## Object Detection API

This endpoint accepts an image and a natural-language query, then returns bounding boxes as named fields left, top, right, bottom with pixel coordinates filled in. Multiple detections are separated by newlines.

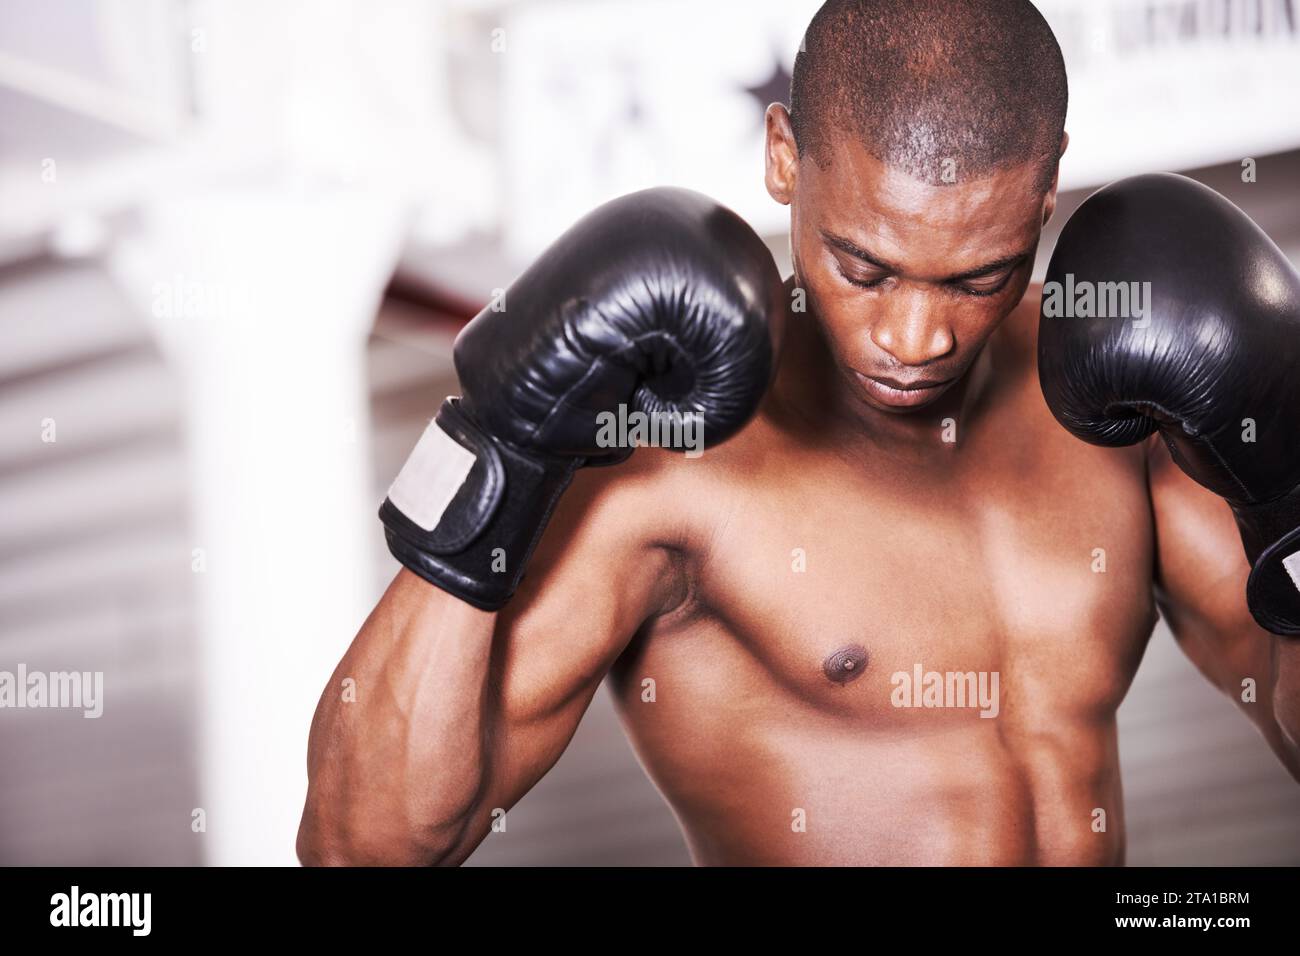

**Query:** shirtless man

left=296, top=0, right=1300, bottom=866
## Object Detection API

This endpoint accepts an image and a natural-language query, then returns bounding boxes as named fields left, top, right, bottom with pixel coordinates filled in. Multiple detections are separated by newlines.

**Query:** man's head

left=766, top=0, right=1068, bottom=414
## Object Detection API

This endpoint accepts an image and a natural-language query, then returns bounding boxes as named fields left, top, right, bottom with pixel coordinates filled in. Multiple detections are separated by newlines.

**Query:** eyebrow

left=821, top=230, right=1033, bottom=283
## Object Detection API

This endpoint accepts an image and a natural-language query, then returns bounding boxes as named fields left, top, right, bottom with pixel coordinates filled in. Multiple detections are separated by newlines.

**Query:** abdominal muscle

left=611, top=667, right=1127, bottom=867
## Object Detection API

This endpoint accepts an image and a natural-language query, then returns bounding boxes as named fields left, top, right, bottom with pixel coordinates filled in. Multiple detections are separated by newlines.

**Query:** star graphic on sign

left=742, top=58, right=792, bottom=114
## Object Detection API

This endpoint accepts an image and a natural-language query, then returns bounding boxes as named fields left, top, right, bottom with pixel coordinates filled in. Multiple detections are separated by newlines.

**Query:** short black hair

left=790, top=0, right=1068, bottom=192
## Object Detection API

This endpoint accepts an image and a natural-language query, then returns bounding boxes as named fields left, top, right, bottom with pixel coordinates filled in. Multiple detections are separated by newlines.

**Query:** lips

left=853, top=370, right=954, bottom=408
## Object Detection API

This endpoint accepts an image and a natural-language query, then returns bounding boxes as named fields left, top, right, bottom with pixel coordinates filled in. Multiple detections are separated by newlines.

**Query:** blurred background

left=1, top=0, right=1299, bottom=866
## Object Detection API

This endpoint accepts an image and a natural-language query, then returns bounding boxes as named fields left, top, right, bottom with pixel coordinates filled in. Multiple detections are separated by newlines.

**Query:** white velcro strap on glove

left=385, top=418, right=477, bottom=532
left=1282, top=550, right=1300, bottom=595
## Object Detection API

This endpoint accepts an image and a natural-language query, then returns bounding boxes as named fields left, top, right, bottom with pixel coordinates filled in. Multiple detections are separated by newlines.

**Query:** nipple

left=823, top=644, right=869, bottom=685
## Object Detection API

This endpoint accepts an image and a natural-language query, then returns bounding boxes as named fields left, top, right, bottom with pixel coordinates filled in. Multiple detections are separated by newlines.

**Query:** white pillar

left=110, top=185, right=407, bottom=864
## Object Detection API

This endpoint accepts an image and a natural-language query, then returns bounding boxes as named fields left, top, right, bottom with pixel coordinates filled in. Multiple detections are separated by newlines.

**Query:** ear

left=1041, top=131, right=1070, bottom=226
left=765, top=104, right=799, bottom=206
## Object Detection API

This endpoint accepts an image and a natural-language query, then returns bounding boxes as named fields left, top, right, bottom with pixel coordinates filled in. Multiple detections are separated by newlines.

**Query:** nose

left=869, top=290, right=956, bottom=367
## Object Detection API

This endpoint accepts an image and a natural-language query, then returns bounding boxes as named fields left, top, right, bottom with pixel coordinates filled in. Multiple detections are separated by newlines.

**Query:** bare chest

left=669, top=426, right=1158, bottom=727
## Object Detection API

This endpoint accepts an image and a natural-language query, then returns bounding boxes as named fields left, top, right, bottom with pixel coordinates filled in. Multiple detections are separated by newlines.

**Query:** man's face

left=766, top=108, right=1058, bottom=414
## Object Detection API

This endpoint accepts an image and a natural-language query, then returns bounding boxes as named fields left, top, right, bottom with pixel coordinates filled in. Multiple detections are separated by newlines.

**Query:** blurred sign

left=1038, top=0, right=1300, bottom=189
left=499, top=0, right=816, bottom=255
left=500, top=0, right=1300, bottom=253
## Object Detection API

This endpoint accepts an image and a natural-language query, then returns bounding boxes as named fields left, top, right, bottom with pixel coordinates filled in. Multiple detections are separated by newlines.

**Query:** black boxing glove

left=380, top=187, right=784, bottom=610
left=1038, top=172, right=1300, bottom=636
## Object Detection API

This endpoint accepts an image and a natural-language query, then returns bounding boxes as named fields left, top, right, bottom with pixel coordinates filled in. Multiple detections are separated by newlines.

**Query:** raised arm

left=1037, top=173, right=1300, bottom=776
left=296, top=187, right=784, bottom=864
left=296, top=458, right=687, bottom=865
left=1147, top=435, right=1300, bottom=779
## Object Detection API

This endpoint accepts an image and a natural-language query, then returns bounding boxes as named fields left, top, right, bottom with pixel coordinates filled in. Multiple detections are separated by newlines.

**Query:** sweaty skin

left=298, top=115, right=1300, bottom=869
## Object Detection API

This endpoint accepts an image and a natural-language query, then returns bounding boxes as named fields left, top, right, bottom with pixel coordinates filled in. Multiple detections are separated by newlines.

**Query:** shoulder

left=571, top=412, right=772, bottom=545
left=523, top=416, right=765, bottom=608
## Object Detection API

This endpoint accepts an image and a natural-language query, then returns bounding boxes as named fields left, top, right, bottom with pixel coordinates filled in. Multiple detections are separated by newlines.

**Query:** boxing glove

left=1038, top=172, right=1300, bottom=635
left=380, top=187, right=784, bottom=610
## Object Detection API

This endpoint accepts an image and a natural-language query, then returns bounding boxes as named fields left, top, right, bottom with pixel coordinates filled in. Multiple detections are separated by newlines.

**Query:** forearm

left=298, top=570, right=497, bottom=865
left=1234, top=629, right=1300, bottom=780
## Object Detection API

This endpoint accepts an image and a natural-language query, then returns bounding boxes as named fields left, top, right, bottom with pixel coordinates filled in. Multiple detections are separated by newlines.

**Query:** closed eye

left=842, top=272, right=889, bottom=289
left=835, top=260, right=890, bottom=289
left=954, top=272, right=1014, bottom=297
